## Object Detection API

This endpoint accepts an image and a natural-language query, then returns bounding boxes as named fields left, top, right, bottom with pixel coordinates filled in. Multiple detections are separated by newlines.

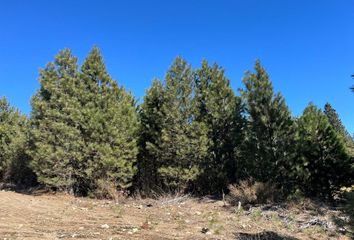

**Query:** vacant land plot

left=0, top=190, right=350, bottom=240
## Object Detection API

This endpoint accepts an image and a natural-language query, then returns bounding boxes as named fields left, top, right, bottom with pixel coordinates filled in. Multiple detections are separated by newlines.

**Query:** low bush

left=89, top=179, right=126, bottom=201
left=228, top=179, right=280, bottom=205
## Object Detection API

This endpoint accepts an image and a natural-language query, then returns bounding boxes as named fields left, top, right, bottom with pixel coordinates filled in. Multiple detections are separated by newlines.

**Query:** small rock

left=201, top=227, right=209, bottom=234
left=141, top=221, right=150, bottom=230
left=215, top=201, right=225, bottom=207
left=101, top=224, right=110, bottom=229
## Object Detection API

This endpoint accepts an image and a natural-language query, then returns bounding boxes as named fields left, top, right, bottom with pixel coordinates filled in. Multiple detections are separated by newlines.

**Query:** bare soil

left=0, top=190, right=350, bottom=239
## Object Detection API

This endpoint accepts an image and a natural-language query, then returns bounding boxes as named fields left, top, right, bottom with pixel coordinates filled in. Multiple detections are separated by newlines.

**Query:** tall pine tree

left=324, top=103, right=354, bottom=155
left=297, top=103, right=353, bottom=198
left=154, top=57, right=210, bottom=192
left=79, top=47, right=138, bottom=194
left=241, top=60, right=296, bottom=187
left=0, top=97, right=33, bottom=185
left=29, top=49, right=84, bottom=192
left=136, top=80, right=166, bottom=194
left=194, top=60, right=245, bottom=193
left=30, top=47, right=138, bottom=195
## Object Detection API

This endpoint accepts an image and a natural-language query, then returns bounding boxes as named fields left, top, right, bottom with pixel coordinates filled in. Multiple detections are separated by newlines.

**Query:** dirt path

left=0, top=191, right=349, bottom=240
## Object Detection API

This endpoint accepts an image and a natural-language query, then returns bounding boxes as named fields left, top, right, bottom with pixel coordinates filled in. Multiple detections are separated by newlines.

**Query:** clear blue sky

left=1, top=1, right=353, bottom=133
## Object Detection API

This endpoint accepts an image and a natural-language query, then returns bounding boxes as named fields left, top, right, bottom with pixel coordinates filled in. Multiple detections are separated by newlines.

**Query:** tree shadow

left=234, top=231, right=299, bottom=240
left=0, top=182, right=50, bottom=196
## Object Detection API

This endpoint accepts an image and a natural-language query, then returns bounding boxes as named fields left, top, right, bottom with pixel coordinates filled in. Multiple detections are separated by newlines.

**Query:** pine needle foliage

left=241, top=60, right=296, bottom=187
left=0, top=97, right=33, bottom=185
left=296, top=103, right=353, bottom=198
left=324, top=102, right=354, bottom=155
left=29, top=48, right=138, bottom=195
left=194, top=60, right=245, bottom=193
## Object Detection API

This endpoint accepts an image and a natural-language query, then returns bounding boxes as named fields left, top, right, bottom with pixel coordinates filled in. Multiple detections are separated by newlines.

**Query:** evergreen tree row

left=0, top=47, right=353, bottom=200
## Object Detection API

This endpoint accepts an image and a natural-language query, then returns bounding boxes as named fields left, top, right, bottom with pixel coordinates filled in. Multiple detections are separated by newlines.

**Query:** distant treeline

left=0, top=47, right=353, bottom=200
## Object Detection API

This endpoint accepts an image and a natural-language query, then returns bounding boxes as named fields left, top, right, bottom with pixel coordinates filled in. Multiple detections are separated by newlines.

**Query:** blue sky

left=1, top=1, right=353, bottom=133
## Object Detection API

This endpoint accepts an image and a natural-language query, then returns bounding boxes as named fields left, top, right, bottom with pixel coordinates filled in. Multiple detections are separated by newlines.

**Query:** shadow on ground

left=0, top=182, right=49, bottom=196
left=235, top=231, right=298, bottom=240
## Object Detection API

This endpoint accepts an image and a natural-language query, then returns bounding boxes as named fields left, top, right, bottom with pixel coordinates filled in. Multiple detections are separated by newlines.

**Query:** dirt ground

left=0, top=190, right=351, bottom=240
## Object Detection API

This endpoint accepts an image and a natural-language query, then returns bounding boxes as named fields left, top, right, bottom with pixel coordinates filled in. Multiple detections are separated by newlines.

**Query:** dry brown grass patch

left=228, top=179, right=280, bottom=206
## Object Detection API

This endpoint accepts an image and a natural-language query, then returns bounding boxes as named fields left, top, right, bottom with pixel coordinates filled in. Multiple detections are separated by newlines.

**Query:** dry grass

left=0, top=190, right=351, bottom=239
left=228, top=179, right=280, bottom=205
left=89, top=179, right=128, bottom=202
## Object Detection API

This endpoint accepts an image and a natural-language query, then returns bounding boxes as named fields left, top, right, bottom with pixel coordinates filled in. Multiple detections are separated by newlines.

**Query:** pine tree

left=194, top=60, right=245, bottom=193
left=136, top=80, right=166, bottom=194
left=297, top=103, right=353, bottom=198
left=29, top=49, right=84, bottom=192
left=155, top=57, right=210, bottom=192
left=324, top=103, right=354, bottom=154
left=0, top=97, right=33, bottom=185
left=79, top=47, right=138, bottom=194
left=30, top=47, right=138, bottom=195
left=241, top=60, right=296, bottom=186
